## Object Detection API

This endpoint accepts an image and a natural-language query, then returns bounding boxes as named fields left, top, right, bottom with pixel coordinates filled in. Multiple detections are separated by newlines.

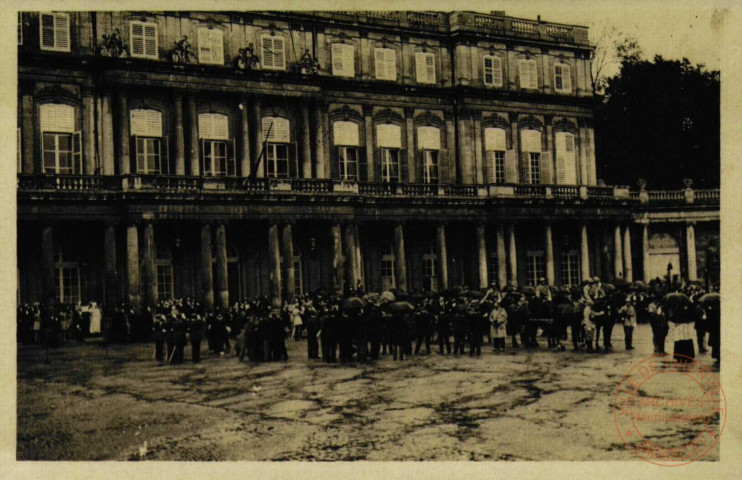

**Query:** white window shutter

left=375, top=48, right=396, bottom=81
left=376, top=124, right=402, bottom=149
left=561, top=64, right=572, bottom=91
left=198, top=28, right=211, bottom=63
left=374, top=49, right=385, bottom=79
left=529, top=60, right=538, bottom=88
left=210, top=29, right=224, bottom=64
left=426, top=53, right=436, bottom=83
left=262, top=37, right=273, bottom=68
left=555, top=132, right=566, bottom=184
left=492, top=56, right=503, bottom=86
left=54, top=13, right=69, bottom=51
left=199, top=113, right=229, bottom=140
left=521, top=129, right=542, bottom=153
left=484, top=128, right=507, bottom=151
left=73, top=131, right=82, bottom=174
left=144, top=25, right=157, bottom=58
left=41, top=14, right=55, bottom=48
left=416, top=52, right=435, bottom=84
left=417, top=126, right=440, bottom=150
left=262, top=117, right=290, bottom=143
left=333, top=121, right=359, bottom=146
left=273, top=37, right=285, bottom=69
left=332, top=44, right=344, bottom=75
left=130, top=23, right=144, bottom=56
left=486, top=151, right=497, bottom=184
left=40, top=104, right=75, bottom=133
left=564, top=133, right=576, bottom=184
left=130, top=109, right=162, bottom=137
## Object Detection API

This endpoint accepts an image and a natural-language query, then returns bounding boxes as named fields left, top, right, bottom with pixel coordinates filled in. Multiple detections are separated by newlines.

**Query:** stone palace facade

left=16, top=10, right=720, bottom=311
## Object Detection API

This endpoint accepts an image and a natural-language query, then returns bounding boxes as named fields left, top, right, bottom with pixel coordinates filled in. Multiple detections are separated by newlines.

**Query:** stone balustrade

left=17, top=174, right=719, bottom=205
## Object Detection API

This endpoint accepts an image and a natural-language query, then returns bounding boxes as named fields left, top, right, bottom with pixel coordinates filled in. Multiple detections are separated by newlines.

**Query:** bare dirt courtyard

left=17, top=324, right=721, bottom=461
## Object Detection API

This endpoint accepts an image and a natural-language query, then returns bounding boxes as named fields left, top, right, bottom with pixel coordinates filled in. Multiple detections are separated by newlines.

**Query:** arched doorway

left=648, top=233, right=681, bottom=282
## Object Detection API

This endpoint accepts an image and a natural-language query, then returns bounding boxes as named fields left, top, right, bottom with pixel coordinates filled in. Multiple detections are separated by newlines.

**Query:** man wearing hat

left=535, top=277, right=552, bottom=302
left=152, top=314, right=167, bottom=362
left=189, top=314, right=204, bottom=363
left=618, top=297, right=637, bottom=350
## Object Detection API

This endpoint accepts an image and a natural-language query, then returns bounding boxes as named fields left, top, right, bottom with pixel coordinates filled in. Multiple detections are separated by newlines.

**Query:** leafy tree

left=595, top=46, right=720, bottom=189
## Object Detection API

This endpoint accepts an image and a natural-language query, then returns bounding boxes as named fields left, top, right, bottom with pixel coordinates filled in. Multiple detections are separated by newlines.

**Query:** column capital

left=686, top=220, right=697, bottom=227
left=362, top=104, right=374, bottom=116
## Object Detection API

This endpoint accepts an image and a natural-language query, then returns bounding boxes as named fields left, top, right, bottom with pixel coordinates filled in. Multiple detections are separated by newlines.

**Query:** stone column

left=172, top=94, right=186, bottom=176
left=100, top=91, right=115, bottom=175
left=331, top=224, right=343, bottom=294
left=473, top=114, right=484, bottom=185
left=642, top=223, right=651, bottom=283
left=82, top=91, right=96, bottom=175
left=240, top=98, right=251, bottom=177
left=143, top=223, right=157, bottom=309
left=457, top=111, right=474, bottom=184
left=613, top=225, right=624, bottom=281
left=476, top=224, right=488, bottom=289
left=445, top=115, right=456, bottom=183
left=510, top=117, right=521, bottom=183
left=116, top=90, right=130, bottom=175
left=268, top=224, right=282, bottom=308
left=580, top=224, right=591, bottom=282
left=186, top=95, right=199, bottom=176
left=623, top=225, right=633, bottom=282
left=578, top=124, right=588, bottom=185
left=251, top=100, right=264, bottom=178
left=496, top=224, right=507, bottom=288
left=545, top=223, right=555, bottom=285
left=200, top=223, right=214, bottom=310
left=301, top=103, right=312, bottom=179
left=21, top=93, right=35, bottom=174
left=314, top=104, right=327, bottom=179
left=508, top=224, right=518, bottom=287
left=344, top=224, right=358, bottom=293
left=214, top=224, right=229, bottom=309
left=436, top=225, right=449, bottom=291
left=364, top=106, right=375, bottom=181
left=282, top=224, right=296, bottom=302
left=126, top=224, right=141, bottom=310
left=405, top=112, right=416, bottom=183
left=41, top=226, right=55, bottom=305
left=104, top=224, right=118, bottom=311
left=354, top=224, right=363, bottom=289
left=394, top=224, right=408, bottom=293
left=686, top=222, right=698, bottom=282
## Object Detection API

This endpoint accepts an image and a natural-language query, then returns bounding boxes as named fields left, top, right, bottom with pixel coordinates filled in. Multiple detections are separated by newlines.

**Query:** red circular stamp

left=613, top=354, right=726, bottom=466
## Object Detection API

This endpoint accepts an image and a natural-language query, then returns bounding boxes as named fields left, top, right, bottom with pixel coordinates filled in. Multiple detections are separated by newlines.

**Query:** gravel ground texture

left=17, top=324, right=722, bottom=461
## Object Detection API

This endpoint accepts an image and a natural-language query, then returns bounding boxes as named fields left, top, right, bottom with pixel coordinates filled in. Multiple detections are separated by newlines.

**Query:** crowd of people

left=17, top=276, right=721, bottom=366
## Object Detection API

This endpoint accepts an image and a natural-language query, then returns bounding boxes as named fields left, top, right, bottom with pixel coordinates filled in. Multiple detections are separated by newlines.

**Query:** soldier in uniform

left=413, top=300, right=434, bottom=355
left=436, top=299, right=452, bottom=355
left=467, top=299, right=483, bottom=356
left=452, top=299, right=467, bottom=355
left=189, top=314, right=204, bottom=363
left=304, top=301, right=320, bottom=360
left=490, top=301, right=508, bottom=352
left=171, top=315, right=187, bottom=364
left=152, top=314, right=166, bottom=362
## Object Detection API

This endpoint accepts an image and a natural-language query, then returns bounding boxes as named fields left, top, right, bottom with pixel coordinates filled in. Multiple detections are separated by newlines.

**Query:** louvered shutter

left=439, top=148, right=450, bottom=184
left=200, top=139, right=208, bottom=174
left=520, top=153, right=531, bottom=184
left=519, top=59, right=537, bottom=89
left=40, top=13, right=69, bottom=51
left=161, top=135, right=169, bottom=174
left=332, top=43, right=355, bottom=77
left=375, top=48, right=396, bottom=81
left=374, top=147, right=382, bottom=182
left=228, top=139, right=236, bottom=176
left=130, top=110, right=163, bottom=137
left=131, top=23, right=144, bottom=56
left=492, top=56, right=503, bottom=87
left=130, top=135, right=138, bottom=173
left=199, top=113, right=229, bottom=140
left=564, top=133, right=576, bottom=184
left=555, top=132, right=567, bottom=185
left=376, top=124, right=401, bottom=148
left=262, top=37, right=273, bottom=68
left=555, top=63, right=571, bottom=92
left=400, top=149, right=408, bottom=183
left=358, top=146, right=367, bottom=182
left=289, top=142, right=298, bottom=178
left=41, top=14, right=55, bottom=49
left=416, top=52, right=435, bottom=84
left=73, top=131, right=82, bottom=174
left=562, top=65, right=572, bottom=91
left=144, top=25, right=157, bottom=58
left=40, top=104, right=75, bottom=133
left=330, top=146, right=339, bottom=179
left=541, top=151, right=553, bottom=184
left=333, top=121, right=359, bottom=146
left=262, top=117, right=290, bottom=143
left=504, top=149, right=517, bottom=183
left=198, top=28, right=225, bottom=65
left=485, top=151, right=497, bottom=184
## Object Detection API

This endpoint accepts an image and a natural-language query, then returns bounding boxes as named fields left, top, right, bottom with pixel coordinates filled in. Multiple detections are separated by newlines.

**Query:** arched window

left=417, top=126, right=441, bottom=184
left=376, top=124, right=402, bottom=183
left=130, top=109, right=167, bottom=174
left=40, top=103, right=80, bottom=174
left=199, top=113, right=235, bottom=177
left=484, top=127, right=507, bottom=184
left=333, top=121, right=360, bottom=181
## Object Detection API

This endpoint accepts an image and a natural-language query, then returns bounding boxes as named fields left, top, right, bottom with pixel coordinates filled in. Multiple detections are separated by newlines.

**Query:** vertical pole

left=686, top=223, right=697, bottom=282
left=344, top=224, right=357, bottom=293
left=545, top=223, right=555, bottom=285
left=116, top=90, right=130, bottom=175
left=331, top=224, right=343, bottom=294
left=240, top=97, right=251, bottom=177
left=186, top=95, right=200, bottom=176
left=301, top=103, right=312, bottom=179
left=172, top=94, right=185, bottom=176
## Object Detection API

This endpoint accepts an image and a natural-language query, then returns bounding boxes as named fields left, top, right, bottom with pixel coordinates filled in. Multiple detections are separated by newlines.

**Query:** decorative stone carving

left=98, top=29, right=128, bottom=58
left=171, top=36, right=195, bottom=65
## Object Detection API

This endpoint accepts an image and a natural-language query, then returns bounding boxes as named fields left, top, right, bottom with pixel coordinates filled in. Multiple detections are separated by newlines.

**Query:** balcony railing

left=17, top=175, right=719, bottom=206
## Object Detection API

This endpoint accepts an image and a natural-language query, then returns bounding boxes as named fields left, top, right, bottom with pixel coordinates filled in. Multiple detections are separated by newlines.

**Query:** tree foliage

left=595, top=48, right=720, bottom=189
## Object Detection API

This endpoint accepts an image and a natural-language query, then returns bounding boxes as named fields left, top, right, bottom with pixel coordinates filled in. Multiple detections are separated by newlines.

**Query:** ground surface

left=17, top=324, right=721, bottom=461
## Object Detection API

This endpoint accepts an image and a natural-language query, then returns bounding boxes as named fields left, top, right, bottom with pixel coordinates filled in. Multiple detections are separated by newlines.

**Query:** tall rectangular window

left=197, top=27, right=224, bottom=65
left=130, top=21, right=158, bottom=59
left=417, top=126, right=441, bottom=184
left=376, top=124, right=402, bottom=183
left=485, top=127, right=507, bottom=184
left=331, top=43, right=355, bottom=77
left=261, top=36, right=286, bottom=70
left=374, top=48, right=397, bottom=81
left=521, top=129, right=542, bottom=184
left=131, top=109, right=165, bottom=174
left=156, top=263, right=174, bottom=300
left=555, top=131, right=577, bottom=184
left=55, top=266, right=80, bottom=304
left=333, top=121, right=360, bottom=181
left=526, top=251, right=545, bottom=286
left=415, top=52, right=436, bottom=84
left=483, top=55, right=503, bottom=87
left=262, top=117, right=292, bottom=178
left=40, top=103, right=80, bottom=174
left=561, top=251, right=580, bottom=287
left=554, top=63, right=572, bottom=93
left=380, top=149, right=400, bottom=183
left=266, top=143, right=289, bottom=178
left=381, top=245, right=396, bottom=291
left=199, top=113, right=234, bottom=176
left=337, top=147, right=358, bottom=181
left=421, top=150, right=439, bottom=184
left=423, top=244, right=438, bottom=292
left=518, top=59, right=538, bottom=89
left=40, top=12, right=70, bottom=52
left=136, top=137, right=163, bottom=174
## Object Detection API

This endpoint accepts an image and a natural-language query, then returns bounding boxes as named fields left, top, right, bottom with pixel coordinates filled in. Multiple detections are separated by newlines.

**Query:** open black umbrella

left=387, top=301, right=415, bottom=313
left=698, top=293, right=720, bottom=308
left=362, top=292, right=380, bottom=305
left=380, top=291, right=396, bottom=304
left=520, top=286, right=537, bottom=298
left=342, top=297, right=365, bottom=311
